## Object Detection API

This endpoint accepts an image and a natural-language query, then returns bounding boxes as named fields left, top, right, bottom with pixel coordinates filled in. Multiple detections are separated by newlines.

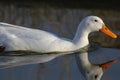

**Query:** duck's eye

left=94, top=20, right=98, bottom=22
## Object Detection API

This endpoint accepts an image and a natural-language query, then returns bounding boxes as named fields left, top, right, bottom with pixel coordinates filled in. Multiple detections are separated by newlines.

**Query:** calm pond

left=0, top=2, right=120, bottom=80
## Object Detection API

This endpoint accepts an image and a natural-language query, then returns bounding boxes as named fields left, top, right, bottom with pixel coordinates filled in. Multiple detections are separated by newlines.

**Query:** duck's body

left=0, top=16, right=117, bottom=53
left=0, top=23, right=75, bottom=53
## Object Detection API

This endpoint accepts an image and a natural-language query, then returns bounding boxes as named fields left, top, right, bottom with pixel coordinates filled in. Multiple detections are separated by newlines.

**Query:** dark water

left=0, top=3, right=120, bottom=80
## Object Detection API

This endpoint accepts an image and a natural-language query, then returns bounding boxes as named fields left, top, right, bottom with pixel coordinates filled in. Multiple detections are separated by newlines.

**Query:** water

left=0, top=48, right=120, bottom=80
left=0, top=3, right=120, bottom=80
left=0, top=51, right=120, bottom=80
left=0, top=54, right=83, bottom=80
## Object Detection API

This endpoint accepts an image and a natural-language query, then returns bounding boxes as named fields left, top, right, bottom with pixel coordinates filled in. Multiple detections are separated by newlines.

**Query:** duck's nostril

left=105, top=27, right=108, bottom=30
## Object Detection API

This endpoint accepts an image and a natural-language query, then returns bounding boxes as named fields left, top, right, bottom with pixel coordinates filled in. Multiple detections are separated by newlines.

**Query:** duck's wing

left=89, top=47, right=120, bottom=64
left=0, top=22, right=57, bottom=38
left=0, top=23, right=73, bottom=53
left=0, top=23, right=64, bottom=52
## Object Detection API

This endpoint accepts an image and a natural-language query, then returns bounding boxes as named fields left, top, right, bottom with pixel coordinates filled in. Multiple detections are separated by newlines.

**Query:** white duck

left=0, top=16, right=117, bottom=53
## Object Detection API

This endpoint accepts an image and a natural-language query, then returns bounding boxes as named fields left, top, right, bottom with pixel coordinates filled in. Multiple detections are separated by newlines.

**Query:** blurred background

left=0, top=0, right=120, bottom=80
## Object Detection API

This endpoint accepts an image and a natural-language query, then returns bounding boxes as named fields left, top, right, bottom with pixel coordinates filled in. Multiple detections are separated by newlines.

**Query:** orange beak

left=99, top=24, right=117, bottom=38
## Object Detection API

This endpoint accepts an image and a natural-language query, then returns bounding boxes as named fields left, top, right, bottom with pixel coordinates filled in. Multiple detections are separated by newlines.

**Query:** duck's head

left=80, top=16, right=117, bottom=38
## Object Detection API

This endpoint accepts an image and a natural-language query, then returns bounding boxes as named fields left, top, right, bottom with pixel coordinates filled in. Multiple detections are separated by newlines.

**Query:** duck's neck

left=73, top=25, right=90, bottom=50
